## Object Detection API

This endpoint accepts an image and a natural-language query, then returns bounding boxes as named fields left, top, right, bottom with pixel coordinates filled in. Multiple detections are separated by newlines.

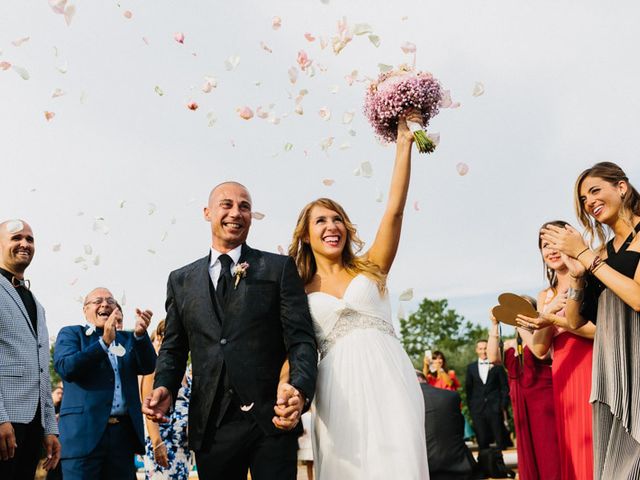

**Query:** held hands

left=272, top=382, right=304, bottom=431
left=540, top=224, right=587, bottom=258
left=0, top=421, right=16, bottom=461
left=41, top=434, right=61, bottom=471
left=134, top=308, right=153, bottom=336
left=142, top=387, right=172, bottom=424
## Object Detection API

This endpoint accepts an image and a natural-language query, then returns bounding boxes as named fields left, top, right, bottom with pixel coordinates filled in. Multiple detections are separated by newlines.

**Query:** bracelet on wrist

left=588, top=255, right=603, bottom=273
left=576, top=247, right=590, bottom=259
left=568, top=286, right=584, bottom=302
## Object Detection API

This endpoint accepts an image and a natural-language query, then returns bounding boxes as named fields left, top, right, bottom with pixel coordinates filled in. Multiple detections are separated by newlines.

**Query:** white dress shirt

left=209, top=245, right=242, bottom=288
left=478, top=358, right=491, bottom=384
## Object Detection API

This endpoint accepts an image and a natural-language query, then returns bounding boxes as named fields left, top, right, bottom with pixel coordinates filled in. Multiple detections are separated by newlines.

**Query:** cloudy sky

left=1, top=0, right=639, bottom=337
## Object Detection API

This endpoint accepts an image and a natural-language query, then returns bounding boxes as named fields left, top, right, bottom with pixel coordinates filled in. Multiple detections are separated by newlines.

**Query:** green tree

left=49, top=343, right=61, bottom=388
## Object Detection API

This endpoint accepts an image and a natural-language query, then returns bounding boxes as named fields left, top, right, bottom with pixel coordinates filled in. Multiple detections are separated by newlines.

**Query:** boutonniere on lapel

left=232, top=262, right=250, bottom=289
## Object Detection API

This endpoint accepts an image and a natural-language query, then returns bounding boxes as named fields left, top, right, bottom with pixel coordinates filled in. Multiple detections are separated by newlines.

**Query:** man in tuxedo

left=54, top=287, right=156, bottom=479
left=465, top=339, right=509, bottom=450
left=0, top=219, right=60, bottom=479
left=416, top=371, right=477, bottom=480
left=143, top=182, right=318, bottom=480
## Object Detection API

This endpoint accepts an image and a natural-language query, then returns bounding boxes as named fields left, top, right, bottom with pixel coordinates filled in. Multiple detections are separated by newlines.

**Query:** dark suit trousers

left=0, top=409, right=43, bottom=480
left=471, top=409, right=506, bottom=450
left=61, top=416, right=137, bottom=480
left=196, top=401, right=298, bottom=480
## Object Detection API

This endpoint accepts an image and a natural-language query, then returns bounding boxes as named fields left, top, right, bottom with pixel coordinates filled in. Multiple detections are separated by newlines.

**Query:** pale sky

left=1, top=0, right=639, bottom=337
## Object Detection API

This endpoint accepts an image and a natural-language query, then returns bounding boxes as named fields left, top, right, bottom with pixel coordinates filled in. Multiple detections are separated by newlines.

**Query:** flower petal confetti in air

left=83, top=244, right=92, bottom=255
left=186, top=101, right=198, bottom=111
left=288, top=66, right=298, bottom=84
left=322, top=179, right=335, bottom=186
left=353, top=23, right=373, bottom=35
left=85, top=324, right=96, bottom=336
left=472, top=81, right=485, bottom=97
left=439, top=89, right=460, bottom=109
left=74, top=256, right=85, bottom=263
left=142, top=36, right=150, bottom=45
left=427, top=132, right=440, bottom=146
left=93, top=255, right=100, bottom=266
left=318, top=107, right=331, bottom=121
left=339, top=142, right=351, bottom=150
left=294, top=105, right=303, bottom=115
left=202, top=76, right=217, bottom=93
left=456, top=162, right=469, bottom=176
left=277, top=245, right=285, bottom=255
left=206, top=112, right=217, bottom=127
left=6, top=220, right=24, bottom=234
left=0, top=62, right=11, bottom=71
left=240, top=402, right=254, bottom=412
left=119, top=200, right=126, bottom=208
left=120, top=291, right=127, bottom=306
left=400, top=41, right=416, bottom=54
left=251, top=212, right=265, bottom=220
left=399, top=288, right=414, bottom=301
left=13, top=65, right=30, bottom=80
left=342, top=111, right=355, bottom=124
left=154, top=85, right=164, bottom=96
left=160, top=232, right=168, bottom=242
left=320, top=136, right=334, bottom=152
left=64, top=4, right=76, bottom=26
left=256, top=106, right=269, bottom=119
left=360, top=161, right=373, bottom=178
left=12, top=37, right=30, bottom=47
left=345, top=70, right=358, bottom=86
left=52, top=243, right=61, bottom=252
left=49, top=0, right=67, bottom=14
left=44, top=111, right=55, bottom=121
left=109, top=343, right=126, bottom=357
left=123, top=10, right=132, bottom=19
left=272, top=16, right=282, bottom=30
left=93, top=217, right=110, bottom=235
left=69, top=277, right=78, bottom=285
left=237, top=106, right=254, bottom=120
left=329, top=85, right=339, bottom=94
left=297, top=50, right=312, bottom=72
left=224, top=55, right=240, bottom=71
left=284, top=142, right=293, bottom=151
left=147, top=248, right=156, bottom=255
left=377, top=63, right=393, bottom=73
left=51, top=88, right=65, bottom=98
left=368, top=35, right=381, bottom=47
left=376, top=190, right=384, bottom=202
left=174, top=32, right=185, bottom=44
left=57, top=62, right=68, bottom=74
left=147, top=203, right=156, bottom=215
left=413, top=201, right=420, bottom=211
left=332, top=16, right=353, bottom=54
left=304, top=33, right=316, bottom=42
left=319, top=36, right=328, bottom=49
left=259, top=41, right=272, bottom=53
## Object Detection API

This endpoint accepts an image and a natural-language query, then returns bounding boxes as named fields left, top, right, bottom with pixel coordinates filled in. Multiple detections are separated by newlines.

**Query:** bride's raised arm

left=365, top=111, right=421, bottom=274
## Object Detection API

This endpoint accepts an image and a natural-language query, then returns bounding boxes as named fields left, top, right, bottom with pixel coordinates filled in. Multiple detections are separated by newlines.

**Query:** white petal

left=375, top=190, right=384, bottom=202
left=160, top=232, right=168, bottom=242
left=353, top=23, right=373, bottom=35
left=12, top=37, right=30, bottom=47
left=64, top=4, right=76, bottom=26
left=224, top=55, right=240, bottom=71
left=12, top=65, right=30, bottom=80
left=93, top=255, right=100, bottom=266
left=472, top=81, right=485, bottom=97
left=377, top=63, right=393, bottom=73
left=368, top=35, right=380, bottom=47
left=360, top=161, right=373, bottom=178
left=109, top=343, right=126, bottom=357
left=74, top=256, right=85, bottom=263
left=148, top=203, right=157, bottom=215
left=251, top=212, right=265, bottom=220
left=342, top=111, right=355, bottom=124
left=456, top=162, right=469, bottom=176
left=399, top=288, right=414, bottom=301
left=52, top=243, right=61, bottom=252
left=52, top=88, right=65, bottom=98
left=83, top=244, right=92, bottom=255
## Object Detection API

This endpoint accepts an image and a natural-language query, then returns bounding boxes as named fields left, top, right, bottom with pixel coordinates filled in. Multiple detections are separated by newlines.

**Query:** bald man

left=54, top=288, right=156, bottom=479
left=0, top=219, right=60, bottom=479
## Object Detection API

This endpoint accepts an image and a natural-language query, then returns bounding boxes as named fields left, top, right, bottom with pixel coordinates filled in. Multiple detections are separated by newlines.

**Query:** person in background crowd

left=54, top=287, right=156, bottom=479
left=541, top=162, right=640, bottom=479
left=141, top=319, right=192, bottom=479
left=424, top=350, right=461, bottom=391
left=0, top=219, right=60, bottom=479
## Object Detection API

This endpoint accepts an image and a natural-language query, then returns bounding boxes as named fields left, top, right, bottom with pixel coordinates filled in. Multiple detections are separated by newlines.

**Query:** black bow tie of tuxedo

left=479, top=360, right=491, bottom=365
left=217, top=254, right=233, bottom=305
left=11, top=276, right=30, bottom=290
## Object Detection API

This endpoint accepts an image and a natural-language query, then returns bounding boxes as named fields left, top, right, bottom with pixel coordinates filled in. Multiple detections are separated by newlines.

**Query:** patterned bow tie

left=11, top=276, right=30, bottom=290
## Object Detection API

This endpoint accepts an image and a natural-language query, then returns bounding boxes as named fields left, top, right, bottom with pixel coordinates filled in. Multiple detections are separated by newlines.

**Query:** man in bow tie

left=0, top=219, right=60, bottom=479
left=54, top=287, right=156, bottom=479
left=143, top=181, right=318, bottom=480
left=466, top=339, right=510, bottom=457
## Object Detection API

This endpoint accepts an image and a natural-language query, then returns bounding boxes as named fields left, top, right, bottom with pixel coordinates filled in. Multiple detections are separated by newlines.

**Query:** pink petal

left=319, top=36, right=328, bottom=49
left=12, top=37, right=30, bottom=47
left=322, top=179, right=335, bottom=186
left=413, top=201, right=420, bottom=211
left=277, top=245, right=285, bottom=255
left=259, top=41, right=272, bottom=53
left=288, top=66, right=298, bottom=84
left=256, top=106, right=269, bottom=119
left=294, top=105, right=304, bottom=115
left=49, top=0, right=67, bottom=14
left=142, top=36, right=150, bottom=45
left=123, top=10, right=133, bottom=19
left=174, top=32, right=185, bottom=44
left=456, top=163, right=469, bottom=176
left=0, top=61, right=11, bottom=71
left=426, top=132, right=440, bottom=146
left=304, top=33, right=316, bottom=42
left=44, top=111, right=55, bottom=121
left=51, top=88, right=65, bottom=98
left=237, top=106, right=254, bottom=120
left=201, top=76, right=217, bottom=93
left=186, top=101, right=199, bottom=111
left=400, top=41, right=416, bottom=54
left=63, top=4, right=76, bottom=26
left=318, top=107, right=331, bottom=120
left=296, top=50, right=312, bottom=71
left=272, top=16, right=282, bottom=30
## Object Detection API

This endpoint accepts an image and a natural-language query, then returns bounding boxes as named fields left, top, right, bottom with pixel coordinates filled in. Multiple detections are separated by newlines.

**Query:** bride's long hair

left=289, top=198, right=386, bottom=292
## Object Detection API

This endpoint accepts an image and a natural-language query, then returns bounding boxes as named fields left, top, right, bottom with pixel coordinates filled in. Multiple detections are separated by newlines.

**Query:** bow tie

left=479, top=360, right=490, bottom=365
left=11, top=276, right=30, bottom=290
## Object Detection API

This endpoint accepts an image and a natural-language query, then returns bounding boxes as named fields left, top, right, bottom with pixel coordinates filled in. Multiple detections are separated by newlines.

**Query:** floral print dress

left=144, top=370, right=192, bottom=479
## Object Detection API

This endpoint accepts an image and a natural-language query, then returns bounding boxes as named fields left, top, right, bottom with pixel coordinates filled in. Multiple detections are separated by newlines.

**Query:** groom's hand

left=272, top=382, right=304, bottom=431
left=142, top=387, right=172, bottom=423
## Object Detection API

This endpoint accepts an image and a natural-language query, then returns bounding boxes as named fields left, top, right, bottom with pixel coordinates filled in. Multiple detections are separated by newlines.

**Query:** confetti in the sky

left=224, top=55, right=240, bottom=71
left=0, top=62, right=11, bottom=71
left=342, top=111, right=355, bottom=124
left=353, top=23, right=373, bottom=36
left=472, top=82, right=485, bottom=97
left=186, top=101, right=199, bottom=111
left=259, top=41, right=272, bottom=53
left=12, top=37, right=30, bottom=47
left=52, top=88, right=65, bottom=98
left=272, top=16, right=282, bottom=30
left=456, top=162, right=469, bottom=176
left=399, top=288, right=414, bottom=301
left=237, top=106, right=254, bottom=120
left=318, top=107, right=331, bottom=121
left=44, top=111, right=55, bottom=121
left=304, top=33, right=316, bottom=42
left=64, top=5, right=76, bottom=26
left=123, top=10, right=132, bottom=19
left=322, top=179, right=335, bottom=186
left=84, top=245, right=92, bottom=255
left=174, top=32, right=185, bottom=44
left=368, top=35, right=381, bottom=47
left=400, top=41, right=416, bottom=54
left=52, top=244, right=61, bottom=252
left=251, top=212, right=265, bottom=220
left=12, top=65, right=30, bottom=80
left=413, top=201, right=420, bottom=211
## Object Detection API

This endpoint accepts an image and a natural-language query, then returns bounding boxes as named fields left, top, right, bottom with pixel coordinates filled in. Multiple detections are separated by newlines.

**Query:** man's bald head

left=0, top=219, right=35, bottom=277
left=208, top=181, right=252, bottom=205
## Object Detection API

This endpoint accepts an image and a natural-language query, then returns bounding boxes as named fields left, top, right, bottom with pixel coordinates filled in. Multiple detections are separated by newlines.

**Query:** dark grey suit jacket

left=154, top=244, right=318, bottom=450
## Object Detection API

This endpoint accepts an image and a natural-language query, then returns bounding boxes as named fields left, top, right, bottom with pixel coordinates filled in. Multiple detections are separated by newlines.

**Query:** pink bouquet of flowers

left=364, top=66, right=443, bottom=153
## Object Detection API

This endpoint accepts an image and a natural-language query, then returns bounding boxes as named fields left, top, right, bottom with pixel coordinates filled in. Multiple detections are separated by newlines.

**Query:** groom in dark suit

left=143, top=181, right=318, bottom=480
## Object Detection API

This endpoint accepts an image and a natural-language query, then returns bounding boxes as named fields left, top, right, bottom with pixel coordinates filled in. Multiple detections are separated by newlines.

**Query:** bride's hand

left=397, top=109, right=422, bottom=144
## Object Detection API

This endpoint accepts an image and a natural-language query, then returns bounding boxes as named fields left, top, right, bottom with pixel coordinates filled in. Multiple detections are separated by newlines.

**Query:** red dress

left=427, top=370, right=461, bottom=391
left=552, top=331, right=594, bottom=480
left=504, top=346, right=561, bottom=480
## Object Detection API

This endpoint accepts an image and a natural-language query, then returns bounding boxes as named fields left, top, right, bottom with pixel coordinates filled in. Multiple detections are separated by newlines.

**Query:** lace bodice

left=307, top=274, right=396, bottom=358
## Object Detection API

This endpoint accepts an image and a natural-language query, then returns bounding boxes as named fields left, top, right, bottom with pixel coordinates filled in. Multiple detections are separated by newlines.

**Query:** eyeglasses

left=84, top=297, right=117, bottom=306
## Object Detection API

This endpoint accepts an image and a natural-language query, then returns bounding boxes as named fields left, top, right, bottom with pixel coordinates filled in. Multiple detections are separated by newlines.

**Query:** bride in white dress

left=287, top=112, right=429, bottom=479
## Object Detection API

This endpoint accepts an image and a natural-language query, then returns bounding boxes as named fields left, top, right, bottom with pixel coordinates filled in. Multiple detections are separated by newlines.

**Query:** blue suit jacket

left=54, top=325, right=156, bottom=458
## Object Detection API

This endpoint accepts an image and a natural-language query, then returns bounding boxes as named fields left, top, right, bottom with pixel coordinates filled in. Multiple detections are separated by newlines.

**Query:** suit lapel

left=223, top=244, right=261, bottom=319
left=0, top=275, right=35, bottom=338
left=190, top=255, right=223, bottom=332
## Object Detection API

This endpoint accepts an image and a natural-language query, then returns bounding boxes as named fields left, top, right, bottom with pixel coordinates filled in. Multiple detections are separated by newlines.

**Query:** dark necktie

left=216, top=254, right=233, bottom=305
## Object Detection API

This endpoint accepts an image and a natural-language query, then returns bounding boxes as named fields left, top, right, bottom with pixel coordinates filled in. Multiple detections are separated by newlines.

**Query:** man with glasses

left=54, top=287, right=156, bottom=479
left=0, top=219, right=60, bottom=479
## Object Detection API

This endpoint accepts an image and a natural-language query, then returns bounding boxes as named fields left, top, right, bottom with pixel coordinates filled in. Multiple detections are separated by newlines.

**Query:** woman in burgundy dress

left=519, top=221, right=595, bottom=480
left=488, top=311, right=560, bottom=480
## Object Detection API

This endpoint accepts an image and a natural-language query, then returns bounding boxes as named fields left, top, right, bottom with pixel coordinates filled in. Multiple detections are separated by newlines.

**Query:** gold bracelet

left=576, top=247, right=590, bottom=259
